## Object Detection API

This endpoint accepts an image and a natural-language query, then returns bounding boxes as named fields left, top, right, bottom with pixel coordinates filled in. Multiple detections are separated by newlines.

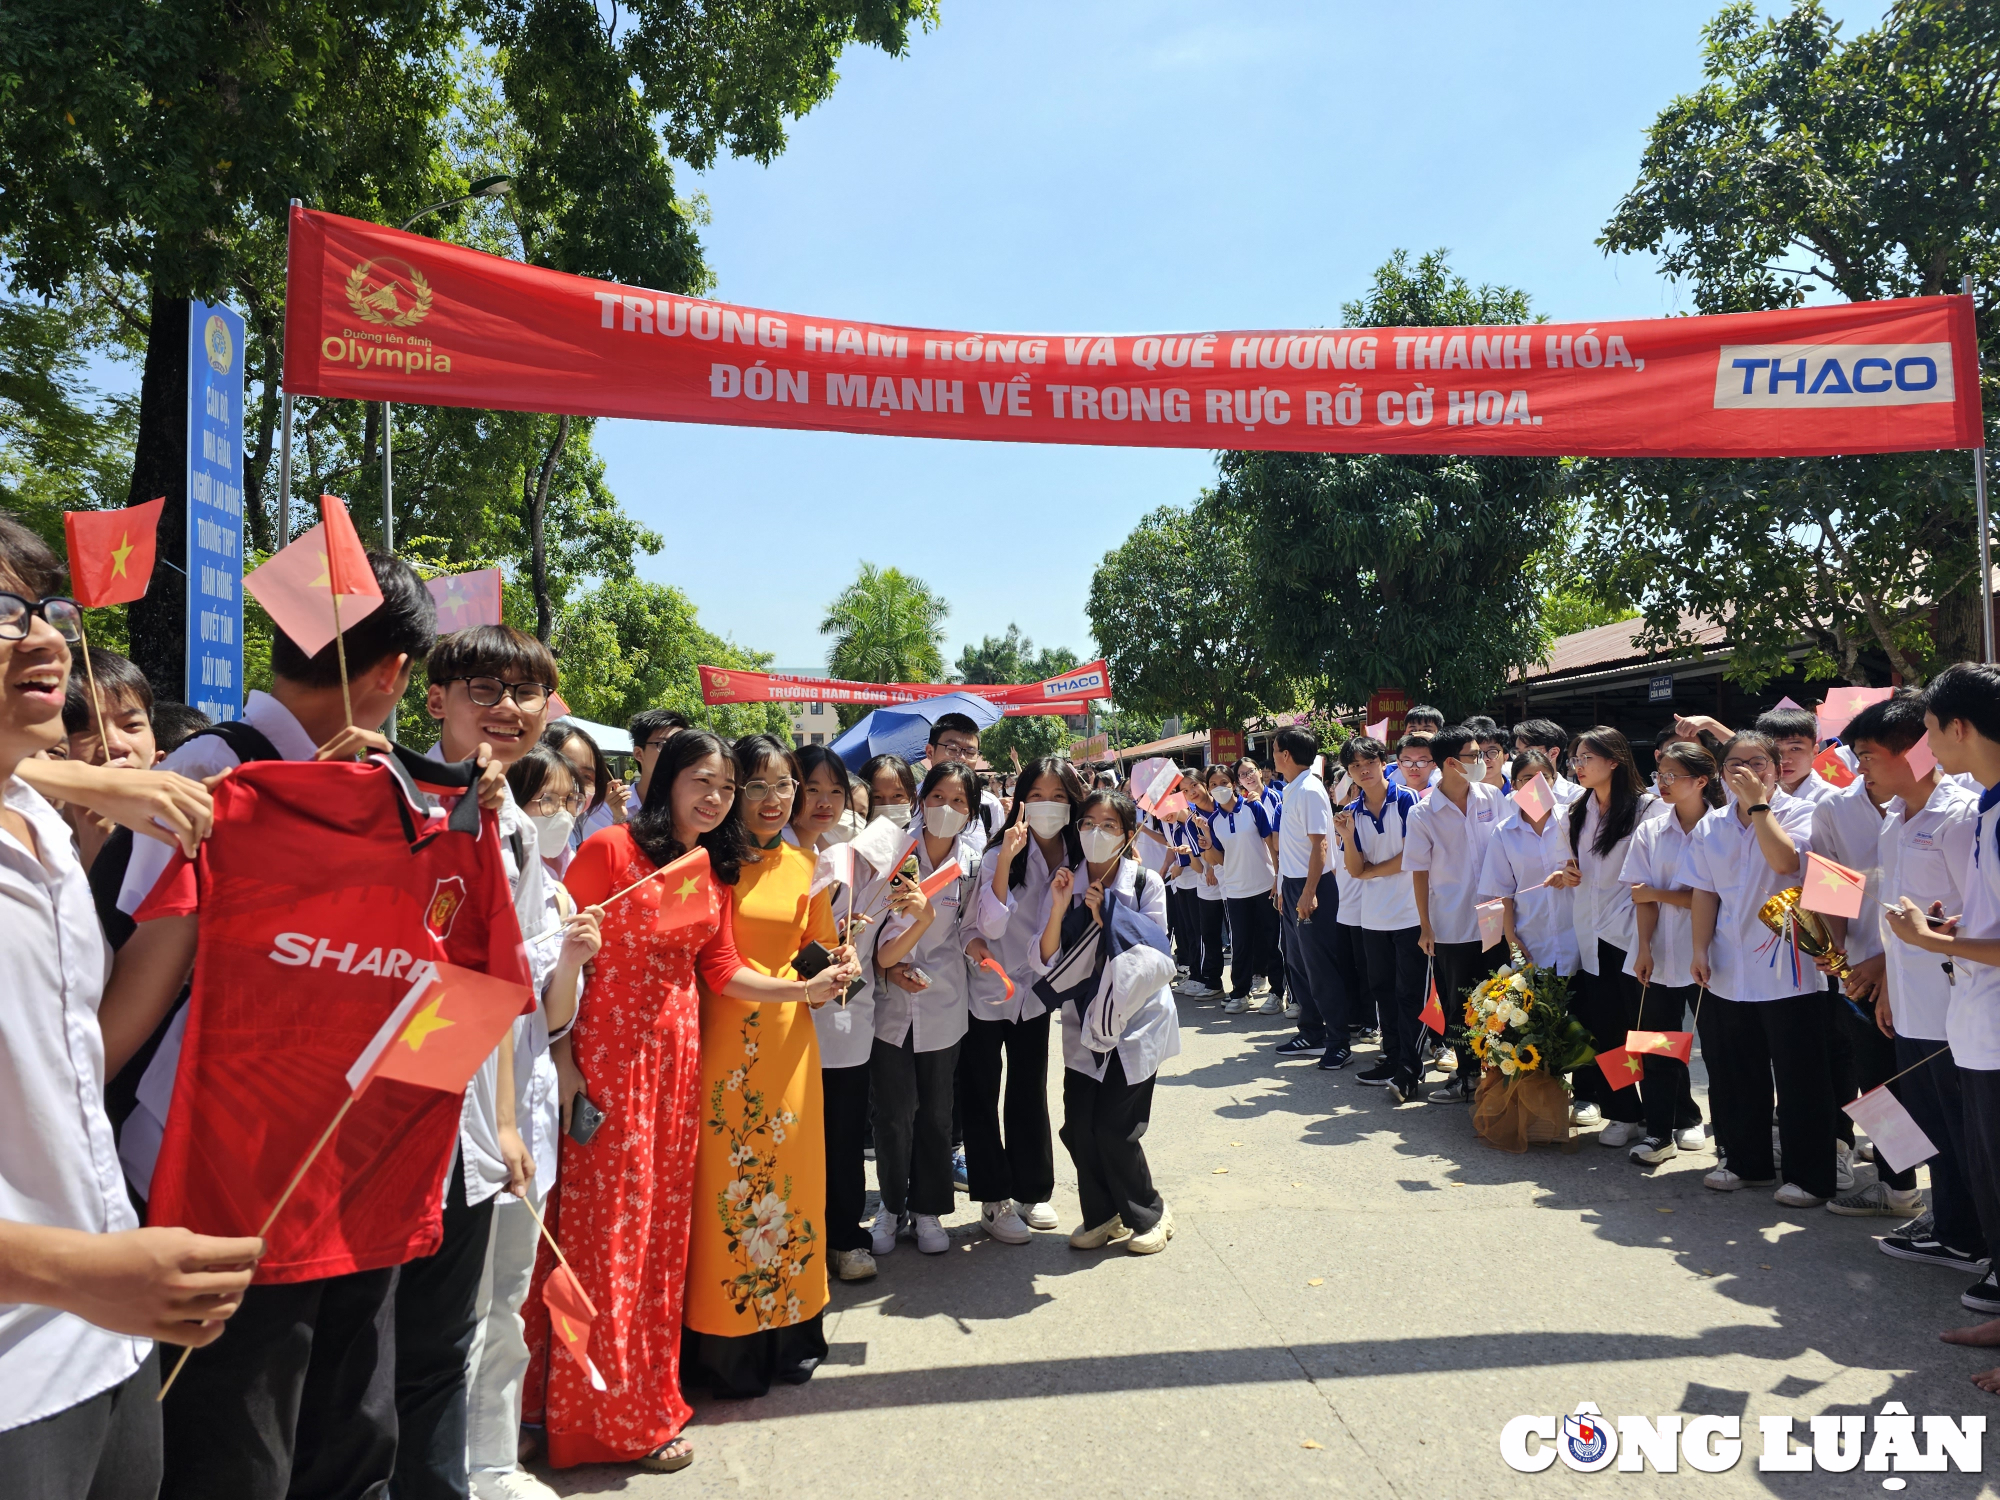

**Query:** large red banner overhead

left=698, top=660, right=1109, bottom=709
left=285, top=207, right=1983, bottom=458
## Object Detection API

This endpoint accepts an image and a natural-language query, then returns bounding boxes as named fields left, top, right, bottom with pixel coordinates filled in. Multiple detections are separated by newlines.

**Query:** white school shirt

left=1056, top=859, right=1181, bottom=1084
left=1403, top=781, right=1506, bottom=944
left=1950, top=786, right=2000, bottom=1069
left=1478, top=807, right=1580, bottom=975
left=1207, top=794, right=1275, bottom=899
left=1785, top=772, right=1836, bottom=807
left=0, top=777, right=149, bottom=1432
left=1165, top=817, right=1201, bottom=892
left=1348, top=785, right=1420, bottom=930
left=797, top=827, right=882, bottom=1070
left=1277, top=769, right=1333, bottom=881
left=1683, top=789, right=1822, bottom=1003
left=1619, top=808, right=1702, bottom=989
left=1330, top=799, right=1364, bottom=926
left=1190, top=807, right=1225, bottom=902
left=116, top=691, right=320, bottom=1196
left=973, top=836, right=1066, bottom=1023
left=1810, top=778, right=1890, bottom=964
left=1879, top=778, right=1977, bottom=1042
left=872, top=830, right=985, bottom=1053
left=1569, top=795, right=1662, bottom=973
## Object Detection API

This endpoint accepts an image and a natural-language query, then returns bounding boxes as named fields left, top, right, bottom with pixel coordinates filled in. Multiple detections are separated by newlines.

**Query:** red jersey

left=136, top=756, right=531, bottom=1282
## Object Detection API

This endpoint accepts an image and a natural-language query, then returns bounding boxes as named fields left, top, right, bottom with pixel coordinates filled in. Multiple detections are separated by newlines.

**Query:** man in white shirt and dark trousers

left=1885, top=666, right=2000, bottom=1382
left=1339, top=736, right=1425, bottom=1099
left=1404, top=726, right=1507, bottom=1104
left=1269, top=728, right=1350, bottom=1069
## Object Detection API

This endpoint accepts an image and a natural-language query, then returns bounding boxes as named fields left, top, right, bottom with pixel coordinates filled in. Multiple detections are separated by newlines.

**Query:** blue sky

left=604, top=0, right=1882, bottom=672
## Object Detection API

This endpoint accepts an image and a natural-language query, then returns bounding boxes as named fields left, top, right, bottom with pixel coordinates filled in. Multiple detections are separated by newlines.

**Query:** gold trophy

left=1758, top=887, right=1853, bottom=985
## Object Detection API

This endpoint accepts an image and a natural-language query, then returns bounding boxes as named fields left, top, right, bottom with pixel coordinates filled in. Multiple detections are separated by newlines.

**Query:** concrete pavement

left=539, top=989, right=2000, bottom=1498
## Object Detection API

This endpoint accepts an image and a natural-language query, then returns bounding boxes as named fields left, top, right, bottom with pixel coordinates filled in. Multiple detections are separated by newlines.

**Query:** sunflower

left=1516, top=1043, right=1541, bottom=1072
left=1470, top=1033, right=1489, bottom=1058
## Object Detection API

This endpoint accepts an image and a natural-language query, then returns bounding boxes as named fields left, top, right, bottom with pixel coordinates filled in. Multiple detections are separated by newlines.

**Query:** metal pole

left=1971, top=275, right=1993, bottom=665
left=382, top=401, right=393, bottom=551
left=277, top=392, right=293, bottom=547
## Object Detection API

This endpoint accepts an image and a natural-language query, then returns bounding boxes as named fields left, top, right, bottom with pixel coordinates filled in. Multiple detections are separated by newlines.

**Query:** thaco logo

left=1713, top=343, right=1954, bottom=409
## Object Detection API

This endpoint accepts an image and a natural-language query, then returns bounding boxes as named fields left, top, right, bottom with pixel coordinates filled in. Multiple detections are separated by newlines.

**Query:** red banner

left=698, top=661, right=1108, bottom=708
left=285, top=208, right=1981, bottom=458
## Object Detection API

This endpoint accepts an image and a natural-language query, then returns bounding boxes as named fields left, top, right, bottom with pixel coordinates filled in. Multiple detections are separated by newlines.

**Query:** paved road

left=540, top=990, right=2000, bottom=1498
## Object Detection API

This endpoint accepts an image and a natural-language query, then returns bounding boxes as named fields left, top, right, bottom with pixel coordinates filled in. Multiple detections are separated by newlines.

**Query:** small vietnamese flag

left=245, top=497, right=385, bottom=657
left=1511, top=773, right=1552, bottom=823
left=1475, top=899, right=1506, bottom=951
left=543, top=1262, right=608, bottom=1391
left=1365, top=717, right=1390, bottom=741
left=811, top=840, right=858, bottom=899
left=1625, top=1029, right=1694, bottom=1063
left=1595, top=1045, right=1644, bottom=1092
left=344, top=961, right=530, bottom=1096
left=651, top=847, right=718, bottom=936
left=1811, top=744, right=1857, bottom=790
left=425, top=567, right=504, bottom=633
left=919, top=859, right=962, bottom=898
left=1800, top=850, right=1866, bottom=920
left=1816, top=686, right=1893, bottom=742
left=1904, top=733, right=1937, bottom=780
left=1420, top=965, right=1445, bottom=1034
left=64, top=498, right=164, bottom=607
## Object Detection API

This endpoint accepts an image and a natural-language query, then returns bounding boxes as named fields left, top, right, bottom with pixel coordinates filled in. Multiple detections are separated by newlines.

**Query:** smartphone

left=906, top=965, right=932, bottom=988
left=794, top=939, right=834, bottom=979
left=567, top=1091, right=607, bottom=1146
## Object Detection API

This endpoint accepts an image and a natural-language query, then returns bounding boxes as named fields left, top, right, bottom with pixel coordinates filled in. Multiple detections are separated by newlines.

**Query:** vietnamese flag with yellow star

left=244, top=496, right=384, bottom=656
left=544, top=1262, right=608, bottom=1391
left=652, top=846, right=718, bottom=935
left=1596, top=1044, right=1644, bottom=1092
left=345, top=960, right=529, bottom=1096
left=1625, top=1029, right=1694, bottom=1063
left=1799, top=850, right=1866, bottom=921
left=63, top=497, right=164, bottom=607
left=1420, top=965, right=1446, bottom=1034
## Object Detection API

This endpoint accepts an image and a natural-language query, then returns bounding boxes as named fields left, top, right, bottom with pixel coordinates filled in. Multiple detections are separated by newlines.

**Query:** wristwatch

left=1747, top=802, right=1771, bottom=814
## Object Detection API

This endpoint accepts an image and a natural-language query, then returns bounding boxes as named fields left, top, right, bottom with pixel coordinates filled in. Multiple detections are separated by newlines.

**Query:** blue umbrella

left=829, top=691, right=1003, bottom=765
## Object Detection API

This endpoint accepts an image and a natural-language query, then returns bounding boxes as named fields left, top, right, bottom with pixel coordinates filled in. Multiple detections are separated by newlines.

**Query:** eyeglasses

left=1723, top=758, right=1773, bottom=775
left=528, top=789, right=586, bottom=816
left=0, top=593, right=83, bottom=643
left=739, top=777, right=799, bottom=802
left=453, top=677, right=552, bottom=711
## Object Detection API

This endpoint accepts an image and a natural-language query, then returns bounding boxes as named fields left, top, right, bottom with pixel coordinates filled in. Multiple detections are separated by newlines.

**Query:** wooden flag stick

left=521, top=1191, right=579, bottom=1284
left=158, top=1093, right=357, bottom=1401
left=330, top=590, right=353, bottom=730
left=75, top=615, right=114, bottom=766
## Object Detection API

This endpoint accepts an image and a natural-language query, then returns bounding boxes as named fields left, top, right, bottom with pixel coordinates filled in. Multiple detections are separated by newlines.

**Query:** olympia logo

left=1503, top=1401, right=1985, bottom=1485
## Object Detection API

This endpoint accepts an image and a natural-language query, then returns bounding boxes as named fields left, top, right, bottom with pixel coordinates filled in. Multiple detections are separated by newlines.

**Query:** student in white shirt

left=1840, top=697, right=1983, bottom=1261
left=1620, top=740, right=1722, bottom=1165
left=1181, top=771, right=1228, bottom=996
left=1404, top=726, right=1507, bottom=1104
left=1758, top=705, right=1832, bottom=806
left=1479, top=751, right=1580, bottom=978
left=546, top=722, right=614, bottom=871
left=1325, top=753, right=1369, bottom=1040
left=1883, top=665, right=2000, bottom=1382
left=1555, top=728, right=1658, bottom=1142
left=1039, top=791, right=1178, bottom=1254
left=1511, top=718, right=1583, bottom=806
left=1687, top=731, right=1829, bottom=1205
left=1272, top=727, right=1349, bottom=1068
left=1204, top=761, right=1281, bottom=1014
left=1338, top=736, right=1423, bottom=1099
left=0, top=516, right=258, bottom=1500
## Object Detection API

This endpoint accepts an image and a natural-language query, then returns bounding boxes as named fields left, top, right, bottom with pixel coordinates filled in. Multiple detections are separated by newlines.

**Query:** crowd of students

left=0, top=505, right=1188, bottom=1500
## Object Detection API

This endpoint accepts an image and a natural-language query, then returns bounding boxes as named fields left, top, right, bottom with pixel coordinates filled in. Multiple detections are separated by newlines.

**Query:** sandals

left=639, top=1437, right=695, bottom=1473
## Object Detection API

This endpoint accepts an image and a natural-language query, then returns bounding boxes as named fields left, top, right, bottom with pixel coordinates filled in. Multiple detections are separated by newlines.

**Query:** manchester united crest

left=425, top=875, right=467, bottom=939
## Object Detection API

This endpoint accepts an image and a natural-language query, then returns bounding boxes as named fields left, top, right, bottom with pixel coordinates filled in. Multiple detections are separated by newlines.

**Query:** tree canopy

left=820, top=562, right=951, bottom=686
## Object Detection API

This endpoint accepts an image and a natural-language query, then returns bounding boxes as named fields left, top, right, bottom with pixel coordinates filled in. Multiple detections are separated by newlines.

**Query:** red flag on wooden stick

left=64, top=498, right=163, bottom=607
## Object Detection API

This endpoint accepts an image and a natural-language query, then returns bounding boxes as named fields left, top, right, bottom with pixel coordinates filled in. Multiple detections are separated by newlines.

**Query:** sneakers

left=1274, top=1036, right=1325, bottom=1057
left=1181, top=981, right=1220, bottom=998
left=1428, top=1077, right=1475, bottom=1104
left=1127, top=1207, right=1175, bottom=1255
left=1316, top=1047, right=1353, bottom=1071
left=1017, top=1199, right=1059, bottom=1230
left=1827, top=1181, right=1925, bottom=1218
left=1630, top=1136, right=1677, bottom=1165
left=1222, top=995, right=1250, bottom=1015
left=1250, top=976, right=1272, bottom=996
left=472, top=1469, right=562, bottom=1500
left=1880, top=1234, right=1985, bottom=1271
left=1282, top=1000, right=1301, bottom=1020
left=1599, top=1120, right=1641, bottom=1148
left=1773, top=1182, right=1828, bottom=1208
left=1571, top=1102, right=1604, bottom=1127
left=869, top=1204, right=902, bottom=1255
left=1069, top=1215, right=1132, bottom=1249
left=1964, top=1270, right=2000, bottom=1315
left=980, top=1201, right=1030, bottom=1244
left=1355, top=1060, right=1397, bottom=1086
left=1835, top=1142, right=1868, bottom=1194
left=1894, top=1210, right=1937, bottom=1244
left=913, top=1214, right=948, bottom=1254
left=1259, top=994, right=1286, bottom=1016
left=1674, top=1125, right=1708, bottom=1152
left=1704, top=1167, right=1775, bottom=1192
left=952, top=1149, right=969, bottom=1192
left=832, top=1247, right=878, bottom=1281
left=1387, top=1074, right=1421, bottom=1105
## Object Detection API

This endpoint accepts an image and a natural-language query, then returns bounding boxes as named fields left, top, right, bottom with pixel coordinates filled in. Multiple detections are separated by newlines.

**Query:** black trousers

left=1360, top=924, right=1425, bottom=1084
left=1958, top=1068, right=2000, bottom=1275
left=1434, top=939, right=1502, bottom=1081
left=1193, top=895, right=1226, bottom=989
left=1223, top=895, right=1269, bottom=997
left=161, top=1266, right=398, bottom=1500
left=1898, top=1037, right=1987, bottom=1255
left=960, top=1010, right=1055, bottom=1205
left=822, top=1060, right=872, bottom=1251
left=1835, top=998, right=1916, bottom=1190
left=1699, top=991, right=1837, bottom=1198
left=1166, top=887, right=1198, bottom=969
left=1061, top=1052, right=1163, bottom=1234
left=1329, top=920, right=1363, bottom=1029
left=871, top=1033, right=959, bottom=1216
left=393, top=1156, right=497, bottom=1500
left=1571, top=941, right=1644, bottom=1120
left=1, top=1350, right=160, bottom=1500
left=1619, top=979, right=1703, bottom=1142
left=1281, top=873, right=1348, bottom=1048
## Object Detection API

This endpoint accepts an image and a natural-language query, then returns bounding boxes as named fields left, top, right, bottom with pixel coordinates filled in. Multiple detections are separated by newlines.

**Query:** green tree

left=1589, top=0, right=1997, bottom=683
left=1087, top=498, right=1299, bottom=731
left=1207, top=249, right=1561, bottom=717
left=956, top=624, right=1032, bottom=685
left=981, top=715, right=1071, bottom=770
left=820, top=562, right=950, bottom=702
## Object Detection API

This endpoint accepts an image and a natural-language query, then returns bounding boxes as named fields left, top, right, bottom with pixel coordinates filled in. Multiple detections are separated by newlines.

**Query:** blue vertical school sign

left=186, top=301, right=245, bottom=721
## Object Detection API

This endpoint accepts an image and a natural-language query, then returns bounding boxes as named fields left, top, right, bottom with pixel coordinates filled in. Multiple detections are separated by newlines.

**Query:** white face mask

left=879, top=803, right=912, bottom=828
left=824, top=808, right=863, bottom=844
left=1213, top=786, right=1236, bottom=807
left=530, top=809, right=575, bottom=859
left=924, top=804, right=968, bottom=839
left=1079, top=825, right=1124, bottom=864
left=1024, top=801, right=1071, bottom=838
left=1460, top=758, right=1486, bottom=784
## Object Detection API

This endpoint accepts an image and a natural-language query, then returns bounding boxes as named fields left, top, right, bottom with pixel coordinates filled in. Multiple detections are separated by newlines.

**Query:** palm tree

left=819, top=562, right=950, bottom=687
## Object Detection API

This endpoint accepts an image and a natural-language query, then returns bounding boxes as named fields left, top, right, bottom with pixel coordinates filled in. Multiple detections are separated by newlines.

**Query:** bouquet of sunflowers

left=1455, top=962, right=1598, bottom=1153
